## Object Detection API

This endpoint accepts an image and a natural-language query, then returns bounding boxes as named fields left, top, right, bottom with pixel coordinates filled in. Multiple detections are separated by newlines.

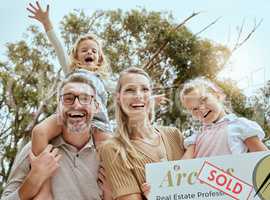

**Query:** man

left=2, top=70, right=111, bottom=200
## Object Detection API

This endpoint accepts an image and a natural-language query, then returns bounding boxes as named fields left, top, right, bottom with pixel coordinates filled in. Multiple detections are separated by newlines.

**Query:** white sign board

left=146, top=151, right=270, bottom=200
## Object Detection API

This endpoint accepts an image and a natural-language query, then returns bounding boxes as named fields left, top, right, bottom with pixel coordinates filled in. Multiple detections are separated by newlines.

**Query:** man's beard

left=65, top=121, right=90, bottom=134
left=63, top=113, right=92, bottom=134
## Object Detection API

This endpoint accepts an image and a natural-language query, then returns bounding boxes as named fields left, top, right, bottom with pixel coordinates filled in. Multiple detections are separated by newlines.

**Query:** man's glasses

left=60, top=93, right=94, bottom=105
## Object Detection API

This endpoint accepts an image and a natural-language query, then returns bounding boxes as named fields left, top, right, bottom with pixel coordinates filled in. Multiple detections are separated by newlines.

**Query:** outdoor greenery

left=0, top=9, right=268, bottom=194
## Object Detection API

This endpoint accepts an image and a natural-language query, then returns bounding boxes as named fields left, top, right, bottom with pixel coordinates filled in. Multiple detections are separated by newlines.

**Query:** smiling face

left=76, top=39, right=100, bottom=67
left=118, top=73, right=153, bottom=120
left=181, top=88, right=226, bottom=124
left=58, top=82, right=98, bottom=134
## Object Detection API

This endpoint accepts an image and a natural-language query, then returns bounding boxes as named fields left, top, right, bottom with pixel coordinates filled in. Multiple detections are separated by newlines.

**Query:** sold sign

left=198, top=161, right=253, bottom=200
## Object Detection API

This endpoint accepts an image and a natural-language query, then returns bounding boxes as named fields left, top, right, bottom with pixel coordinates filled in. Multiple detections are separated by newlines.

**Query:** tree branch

left=195, top=17, right=222, bottom=36
left=222, top=18, right=263, bottom=69
left=0, top=125, right=12, bottom=138
left=24, top=70, right=61, bottom=134
left=143, top=11, right=201, bottom=70
left=88, top=11, right=105, bottom=30
left=232, top=18, right=263, bottom=52
left=5, top=79, right=16, bottom=109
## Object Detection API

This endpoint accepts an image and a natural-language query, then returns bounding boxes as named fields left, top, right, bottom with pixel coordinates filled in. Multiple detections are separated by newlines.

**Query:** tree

left=0, top=8, right=262, bottom=194
left=249, top=80, right=270, bottom=137
left=0, top=25, right=61, bottom=193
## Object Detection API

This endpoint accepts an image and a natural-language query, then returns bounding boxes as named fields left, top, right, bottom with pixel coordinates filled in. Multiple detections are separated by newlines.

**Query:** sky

left=1, top=0, right=269, bottom=96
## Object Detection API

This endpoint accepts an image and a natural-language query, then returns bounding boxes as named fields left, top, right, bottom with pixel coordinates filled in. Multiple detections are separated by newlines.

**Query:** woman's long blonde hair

left=69, top=33, right=110, bottom=79
left=110, top=67, right=155, bottom=168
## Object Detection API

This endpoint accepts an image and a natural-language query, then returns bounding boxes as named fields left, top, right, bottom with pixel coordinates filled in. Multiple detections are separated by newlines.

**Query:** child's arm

left=93, top=128, right=113, bottom=149
left=244, top=136, right=268, bottom=152
left=182, top=131, right=197, bottom=159
left=31, top=114, right=62, bottom=200
left=182, top=144, right=195, bottom=159
left=32, top=179, right=53, bottom=200
left=235, top=117, right=268, bottom=152
left=27, top=2, right=70, bottom=74
left=32, top=114, right=62, bottom=155
left=27, top=2, right=52, bottom=32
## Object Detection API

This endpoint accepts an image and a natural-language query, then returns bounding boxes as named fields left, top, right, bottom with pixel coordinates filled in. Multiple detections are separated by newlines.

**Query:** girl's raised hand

left=27, top=1, right=52, bottom=31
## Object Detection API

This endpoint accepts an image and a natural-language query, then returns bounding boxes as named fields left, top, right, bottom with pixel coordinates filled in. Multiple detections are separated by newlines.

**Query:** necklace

left=131, top=130, right=161, bottom=147
left=157, top=139, right=167, bottom=161
left=131, top=130, right=168, bottom=161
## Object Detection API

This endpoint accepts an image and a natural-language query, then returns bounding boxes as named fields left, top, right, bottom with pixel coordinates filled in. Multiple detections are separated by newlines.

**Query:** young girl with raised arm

left=27, top=1, right=114, bottom=151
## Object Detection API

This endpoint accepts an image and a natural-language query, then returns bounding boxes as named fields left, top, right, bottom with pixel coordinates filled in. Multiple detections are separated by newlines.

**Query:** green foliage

left=216, top=79, right=253, bottom=117
left=0, top=26, right=57, bottom=187
left=249, top=81, right=270, bottom=137
left=0, top=8, right=267, bottom=195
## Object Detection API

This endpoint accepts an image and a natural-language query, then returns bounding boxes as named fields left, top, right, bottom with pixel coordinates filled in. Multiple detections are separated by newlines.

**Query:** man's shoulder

left=13, top=142, right=32, bottom=166
left=6, top=142, right=32, bottom=181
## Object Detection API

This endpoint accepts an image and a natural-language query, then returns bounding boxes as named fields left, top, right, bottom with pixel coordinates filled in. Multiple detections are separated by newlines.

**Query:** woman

left=100, top=67, right=185, bottom=199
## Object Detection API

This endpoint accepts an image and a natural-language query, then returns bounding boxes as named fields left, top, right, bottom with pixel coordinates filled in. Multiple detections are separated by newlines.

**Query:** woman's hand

left=98, top=165, right=113, bottom=200
left=141, top=182, right=151, bottom=199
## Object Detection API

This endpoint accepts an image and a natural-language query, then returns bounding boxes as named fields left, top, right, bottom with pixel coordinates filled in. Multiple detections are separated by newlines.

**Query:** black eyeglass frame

left=60, top=93, right=95, bottom=105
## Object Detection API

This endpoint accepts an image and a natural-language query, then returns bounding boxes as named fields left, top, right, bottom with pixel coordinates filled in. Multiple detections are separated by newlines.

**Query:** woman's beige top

left=100, top=126, right=185, bottom=199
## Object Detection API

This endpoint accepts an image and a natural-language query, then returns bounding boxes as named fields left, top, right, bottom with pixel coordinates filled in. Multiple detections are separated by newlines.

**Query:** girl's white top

left=184, top=113, right=265, bottom=157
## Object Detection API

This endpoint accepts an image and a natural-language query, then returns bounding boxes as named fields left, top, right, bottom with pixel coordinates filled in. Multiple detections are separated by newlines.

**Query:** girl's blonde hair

left=180, top=77, right=232, bottom=113
left=70, top=33, right=110, bottom=79
left=108, top=67, right=155, bottom=168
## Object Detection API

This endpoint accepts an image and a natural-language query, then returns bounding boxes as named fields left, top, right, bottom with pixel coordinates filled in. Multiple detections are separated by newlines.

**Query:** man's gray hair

left=57, top=69, right=97, bottom=99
